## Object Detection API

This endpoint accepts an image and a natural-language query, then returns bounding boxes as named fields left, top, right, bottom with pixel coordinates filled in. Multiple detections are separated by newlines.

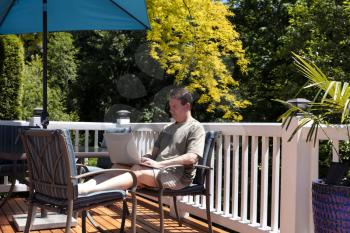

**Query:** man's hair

left=169, top=87, right=193, bottom=106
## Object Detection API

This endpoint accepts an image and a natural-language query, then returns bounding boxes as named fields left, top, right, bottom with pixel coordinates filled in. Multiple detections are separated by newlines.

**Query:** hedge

left=0, top=35, right=24, bottom=120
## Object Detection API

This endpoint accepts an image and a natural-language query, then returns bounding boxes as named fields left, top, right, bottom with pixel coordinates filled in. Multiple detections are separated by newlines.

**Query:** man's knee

left=130, top=164, right=144, bottom=178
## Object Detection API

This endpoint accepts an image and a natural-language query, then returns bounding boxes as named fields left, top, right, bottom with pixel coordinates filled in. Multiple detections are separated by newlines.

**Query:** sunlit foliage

left=146, top=0, right=249, bottom=121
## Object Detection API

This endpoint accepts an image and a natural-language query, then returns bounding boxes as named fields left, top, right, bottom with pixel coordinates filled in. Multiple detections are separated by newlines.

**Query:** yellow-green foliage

left=146, top=0, right=249, bottom=121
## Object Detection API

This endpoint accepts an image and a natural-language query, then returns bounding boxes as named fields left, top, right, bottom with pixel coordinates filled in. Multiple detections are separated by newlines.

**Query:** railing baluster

left=84, top=130, right=89, bottom=152
left=260, top=136, right=269, bottom=229
left=209, top=145, right=215, bottom=211
left=94, top=130, right=98, bottom=152
left=250, top=136, right=259, bottom=225
left=74, top=129, right=79, bottom=152
left=241, top=135, right=249, bottom=222
left=215, top=133, right=223, bottom=213
left=223, top=134, right=231, bottom=216
left=232, top=135, right=239, bottom=219
left=271, top=137, right=281, bottom=231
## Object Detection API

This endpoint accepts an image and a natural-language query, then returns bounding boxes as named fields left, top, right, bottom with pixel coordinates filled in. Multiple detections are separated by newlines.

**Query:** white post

left=280, top=116, right=316, bottom=233
left=29, top=108, right=43, bottom=127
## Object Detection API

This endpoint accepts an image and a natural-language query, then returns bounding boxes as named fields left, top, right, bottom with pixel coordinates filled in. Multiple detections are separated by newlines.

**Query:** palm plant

left=280, top=54, right=350, bottom=232
left=277, top=52, right=350, bottom=162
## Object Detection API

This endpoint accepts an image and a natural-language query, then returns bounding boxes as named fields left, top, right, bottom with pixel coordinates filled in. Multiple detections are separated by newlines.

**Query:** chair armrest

left=158, top=164, right=212, bottom=171
left=71, top=168, right=137, bottom=192
left=193, top=164, right=212, bottom=170
left=75, top=152, right=109, bottom=159
left=75, top=163, right=89, bottom=175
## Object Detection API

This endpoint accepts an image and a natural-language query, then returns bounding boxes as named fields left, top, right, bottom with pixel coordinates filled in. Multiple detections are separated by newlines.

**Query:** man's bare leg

left=78, top=165, right=158, bottom=195
left=131, top=165, right=158, bottom=187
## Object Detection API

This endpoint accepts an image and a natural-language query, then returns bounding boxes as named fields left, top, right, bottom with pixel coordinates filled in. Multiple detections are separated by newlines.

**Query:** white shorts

left=154, top=169, right=189, bottom=190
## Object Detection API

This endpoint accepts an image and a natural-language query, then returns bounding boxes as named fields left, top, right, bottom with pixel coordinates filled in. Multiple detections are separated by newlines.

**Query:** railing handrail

left=48, top=121, right=284, bottom=137
left=0, top=120, right=29, bottom=126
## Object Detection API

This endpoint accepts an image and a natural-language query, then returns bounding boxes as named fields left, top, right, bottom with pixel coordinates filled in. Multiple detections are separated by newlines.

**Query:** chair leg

left=0, top=177, right=16, bottom=209
left=131, top=192, right=137, bottom=233
left=81, top=210, right=87, bottom=233
left=206, top=192, right=213, bottom=233
left=87, top=211, right=100, bottom=229
left=65, top=201, right=73, bottom=233
left=158, top=191, right=164, bottom=233
left=173, top=196, right=182, bottom=226
left=24, top=204, right=37, bottom=233
left=120, top=199, right=127, bottom=233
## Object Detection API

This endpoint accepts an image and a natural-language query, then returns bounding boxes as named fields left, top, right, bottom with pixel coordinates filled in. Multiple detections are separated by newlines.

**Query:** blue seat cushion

left=34, top=189, right=126, bottom=210
left=138, top=184, right=205, bottom=196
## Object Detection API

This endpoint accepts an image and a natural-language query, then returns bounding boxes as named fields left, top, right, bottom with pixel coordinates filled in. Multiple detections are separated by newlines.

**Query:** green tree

left=147, top=0, right=249, bottom=121
left=73, top=30, right=175, bottom=122
left=22, top=55, right=79, bottom=121
left=48, top=32, right=79, bottom=114
left=279, top=0, right=350, bottom=80
left=19, top=32, right=79, bottom=121
left=345, top=0, right=350, bottom=10
left=0, top=35, right=24, bottom=120
left=229, top=0, right=350, bottom=122
left=229, top=0, right=298, bottom=122
left=270, top=0, right=350, bottom=122
left=48, top=33, right=78, bottom=91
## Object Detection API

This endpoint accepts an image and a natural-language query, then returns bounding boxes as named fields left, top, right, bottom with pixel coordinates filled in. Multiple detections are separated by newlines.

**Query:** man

left=78, top=87, right=205, bottom=194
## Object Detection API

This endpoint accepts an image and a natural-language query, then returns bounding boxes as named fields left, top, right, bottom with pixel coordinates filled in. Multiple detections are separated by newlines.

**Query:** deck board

left=0, top=196, right=231, bottom=233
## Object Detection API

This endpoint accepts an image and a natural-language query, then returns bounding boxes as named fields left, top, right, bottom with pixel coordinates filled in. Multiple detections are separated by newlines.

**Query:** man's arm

left=141, top=152, right=198, bottom=168
left=159, top=152, right=198, bottom=166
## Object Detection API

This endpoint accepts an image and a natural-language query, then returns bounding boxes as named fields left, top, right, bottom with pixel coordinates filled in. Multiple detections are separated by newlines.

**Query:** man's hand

left=141, top=157, right=162, bottom=168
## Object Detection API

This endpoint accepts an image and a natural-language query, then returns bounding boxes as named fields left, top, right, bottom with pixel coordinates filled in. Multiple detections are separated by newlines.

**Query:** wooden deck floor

left=0, top=195, right=231, bottom=233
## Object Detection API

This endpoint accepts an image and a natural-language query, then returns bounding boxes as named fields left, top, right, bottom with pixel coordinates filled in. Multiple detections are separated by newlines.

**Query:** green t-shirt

left=154, top=118, right=205, bottom=185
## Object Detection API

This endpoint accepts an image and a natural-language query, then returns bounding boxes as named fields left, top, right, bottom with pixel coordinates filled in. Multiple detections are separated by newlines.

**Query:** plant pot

left=312, top=180, right=350, bottom=232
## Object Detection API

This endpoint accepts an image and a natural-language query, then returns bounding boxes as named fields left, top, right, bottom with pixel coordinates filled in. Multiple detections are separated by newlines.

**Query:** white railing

left=1, top=117, right=345, bottom=233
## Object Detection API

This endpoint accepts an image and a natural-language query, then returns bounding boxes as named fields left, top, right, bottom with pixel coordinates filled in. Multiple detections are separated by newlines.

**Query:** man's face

left=169, top=97, right=190, bottom=122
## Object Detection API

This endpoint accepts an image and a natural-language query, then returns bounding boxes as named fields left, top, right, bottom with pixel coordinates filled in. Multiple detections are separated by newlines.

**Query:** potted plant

left=278, top=52, right=350, bottom=233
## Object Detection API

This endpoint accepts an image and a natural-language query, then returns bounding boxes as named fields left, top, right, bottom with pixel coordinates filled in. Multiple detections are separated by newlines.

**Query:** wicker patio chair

left=21, top=129, right=137, bottom=233
left=137, top=131, right=219, bottom=233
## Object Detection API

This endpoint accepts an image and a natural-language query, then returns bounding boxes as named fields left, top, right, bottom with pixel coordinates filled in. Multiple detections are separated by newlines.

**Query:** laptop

left=104, top=132, right=152, bottom=167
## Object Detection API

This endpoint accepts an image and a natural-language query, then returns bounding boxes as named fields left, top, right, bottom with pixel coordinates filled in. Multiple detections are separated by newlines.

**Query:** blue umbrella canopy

left=0, top=0, right=150, bottom=127
left=0, top=0, right=150, bottom=33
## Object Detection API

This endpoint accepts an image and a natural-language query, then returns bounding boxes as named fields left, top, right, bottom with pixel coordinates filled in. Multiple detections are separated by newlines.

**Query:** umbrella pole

left=41, top=0, right=48, bottom=218
left=41, top=0, right=49, bottom=129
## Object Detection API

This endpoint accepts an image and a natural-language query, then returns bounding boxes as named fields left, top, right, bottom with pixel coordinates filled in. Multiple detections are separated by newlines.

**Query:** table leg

left=0, top=176, right=16, bottom=209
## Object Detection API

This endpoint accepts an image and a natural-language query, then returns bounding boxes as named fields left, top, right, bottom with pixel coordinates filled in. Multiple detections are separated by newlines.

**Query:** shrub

left=0, top=35, right=24, bottom=120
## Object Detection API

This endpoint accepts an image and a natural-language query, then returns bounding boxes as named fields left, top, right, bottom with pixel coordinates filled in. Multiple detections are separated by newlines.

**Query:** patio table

left=0, top=151, right=28, bottom=209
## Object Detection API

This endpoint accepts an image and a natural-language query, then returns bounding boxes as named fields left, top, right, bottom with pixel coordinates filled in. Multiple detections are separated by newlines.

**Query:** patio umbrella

left=0, top=0, right=150, bottom=128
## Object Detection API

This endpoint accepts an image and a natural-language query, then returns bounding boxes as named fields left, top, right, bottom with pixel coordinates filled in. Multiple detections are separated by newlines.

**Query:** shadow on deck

left=0, top=195, right=232, bottom=233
